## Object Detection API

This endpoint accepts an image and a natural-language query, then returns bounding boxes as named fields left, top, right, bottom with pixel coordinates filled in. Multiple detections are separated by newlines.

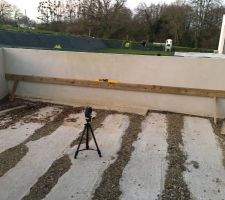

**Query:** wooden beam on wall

left=5, top=73, right=225, bottom=99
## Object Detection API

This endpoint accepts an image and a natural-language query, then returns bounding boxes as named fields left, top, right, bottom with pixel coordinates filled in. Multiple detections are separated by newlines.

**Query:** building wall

left=4, top=48, right=225, bottom=117
left=218, top=15, right=225, bottom=54
left=224, top=40, right=225, bottom=54
left=0, top=48, right=8, bottom=100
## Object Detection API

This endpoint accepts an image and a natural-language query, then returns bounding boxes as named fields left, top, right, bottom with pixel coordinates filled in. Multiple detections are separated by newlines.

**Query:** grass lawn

left=96, top=48, right=175, bottom=56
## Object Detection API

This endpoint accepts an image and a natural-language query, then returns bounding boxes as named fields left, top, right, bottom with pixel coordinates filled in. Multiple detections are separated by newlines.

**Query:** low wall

left=4, top=48, right=225, bottom=117
left=0, top=48, right=8, bottom=100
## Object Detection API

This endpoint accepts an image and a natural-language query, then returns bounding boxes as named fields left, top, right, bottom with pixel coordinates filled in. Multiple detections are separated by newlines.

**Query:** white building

left=218, top=15, right=225, bottom=54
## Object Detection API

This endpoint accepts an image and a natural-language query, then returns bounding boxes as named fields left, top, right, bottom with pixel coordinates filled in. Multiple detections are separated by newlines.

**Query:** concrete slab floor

left=183, top=117, right=225, bottom=199
left=0, top=113, right=84, bottom=200
left=0, top=100, right=225, bottom=200
left=120, top=113, right=168, bottom=200
left=0, top=106, right=62, bottom=154
left=45, top=114, right=129, bottom=200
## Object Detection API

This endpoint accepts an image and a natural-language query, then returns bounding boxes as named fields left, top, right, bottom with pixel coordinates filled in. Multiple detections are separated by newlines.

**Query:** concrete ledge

left=4, top=47, right=225, bottom=119
left=9, top=81, right=224, bottom=118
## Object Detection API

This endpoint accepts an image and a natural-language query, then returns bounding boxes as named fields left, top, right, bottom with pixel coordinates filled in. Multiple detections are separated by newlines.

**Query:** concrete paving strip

left=119, top=113, right=168, bottom=200
left=0, top=112, right=84, bottom=200
left=183, top=117, right=225, bottom=199
left=44, top=114, right=129, bottom=200
left=0, top=106, right=62, bottom=153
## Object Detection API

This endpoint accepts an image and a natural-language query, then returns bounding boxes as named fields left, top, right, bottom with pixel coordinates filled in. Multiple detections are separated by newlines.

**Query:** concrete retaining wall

left=3, top=48, right=225, bottom=117
left=0, top=48, right=8, bottom=100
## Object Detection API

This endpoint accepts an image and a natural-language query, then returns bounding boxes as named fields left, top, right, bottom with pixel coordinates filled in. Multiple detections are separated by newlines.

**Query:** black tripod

left=74, top=118, right=102, bottom=159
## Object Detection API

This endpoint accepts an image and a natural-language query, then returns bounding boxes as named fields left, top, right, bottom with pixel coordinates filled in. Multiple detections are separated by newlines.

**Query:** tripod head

left=85, top=106, right=92, bottom=123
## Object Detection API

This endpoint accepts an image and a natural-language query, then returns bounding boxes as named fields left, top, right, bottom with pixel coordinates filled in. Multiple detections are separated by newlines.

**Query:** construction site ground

left=0, top=99, right=225, bottom=200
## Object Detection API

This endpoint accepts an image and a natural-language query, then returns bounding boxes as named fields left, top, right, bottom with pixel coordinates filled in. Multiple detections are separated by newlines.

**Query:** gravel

left=0, top=103, right=46, bottom=130
left=161, top=113, right=191, bottom=200
left=0, top=143, right=28, bottom=177
left=92, top=113, right=144, bottom=200
left=20, top=109, right=117, bottom=199
left=0, top=98, right=27, bottom=111
left=21, top=155, right=72, bottom=200
left=0, top=105, right=82, bottom=177
left=210, top=119, right=225, bottom=169
left=24, top=106, right=82, bottom=143
left=2, top=100, right=223, bottom=199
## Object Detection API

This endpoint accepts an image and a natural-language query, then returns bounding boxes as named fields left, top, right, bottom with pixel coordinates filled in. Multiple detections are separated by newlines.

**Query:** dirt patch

left=21, top=155, right=72, bottom=200
left=0, top=98, right=28, bottom=111
left=24, top=106, right=82, bottom=143
left=92, top=114, right=144, bottom=200
left=0, top=103, right=46, bottom=130
left=210, top=119, right=225, bottom=169
left=0, top=106, right=82, bottom=177
left=70, top=109, right=111, bottom=147
left=161, top=113, right=191, bottom=200
left=0, top=144, right=28, bottom=177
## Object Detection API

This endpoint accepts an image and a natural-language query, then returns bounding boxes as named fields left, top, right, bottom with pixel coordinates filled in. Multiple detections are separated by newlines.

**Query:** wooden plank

left=9, top=80, right=19, bottom=101
left=5, top=73, right=225, bottom=98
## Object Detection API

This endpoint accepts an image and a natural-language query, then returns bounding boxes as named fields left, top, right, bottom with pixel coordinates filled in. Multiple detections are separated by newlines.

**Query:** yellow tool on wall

left=95, top=79, right=119, bottom=84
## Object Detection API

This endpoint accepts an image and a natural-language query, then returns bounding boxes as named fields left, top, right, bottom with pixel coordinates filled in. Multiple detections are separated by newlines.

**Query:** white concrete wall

left=4, top=48, right=225, bottom=117
left=0, top=48, right=8, bottom=100
left=224, top=40, right=225, bottom=54
left=218, top=15, right=225, bottom=54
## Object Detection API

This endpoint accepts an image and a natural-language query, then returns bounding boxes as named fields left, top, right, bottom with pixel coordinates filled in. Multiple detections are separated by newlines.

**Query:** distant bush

left=130, top=42, right=214, bottom=53
left=130, top=42, right=164, bottom=51
left=129, top=42, right=214, bottom=53
left=172, top=46, right=214, bottom=53
left=102, top=39, right=123, bottom=48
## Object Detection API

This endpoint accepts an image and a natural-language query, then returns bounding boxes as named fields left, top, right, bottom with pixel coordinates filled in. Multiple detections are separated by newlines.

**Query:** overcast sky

left=7, top=0, right=175, bottom=21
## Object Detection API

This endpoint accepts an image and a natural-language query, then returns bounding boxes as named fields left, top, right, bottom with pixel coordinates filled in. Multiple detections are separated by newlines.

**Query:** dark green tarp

left=0, top=30, right=107, bottom=51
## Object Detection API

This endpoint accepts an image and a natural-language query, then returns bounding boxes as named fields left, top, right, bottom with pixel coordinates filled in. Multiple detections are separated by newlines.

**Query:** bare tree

left=134, top=3, right=164, bottom=42
left=34, top=0, right=225, bottom=49
left=161, top=1, right=192, bottom=45
left=79, top=0, right=127, bottom=37
left=0, top=0, right=13, bottom=22
left=38, top=0, right=65, bottom=23
left=14, top=8, right=23, bottom=21
left=65, top=0, right=80, bottom=22
left=189, top=0, right=222, bottom=47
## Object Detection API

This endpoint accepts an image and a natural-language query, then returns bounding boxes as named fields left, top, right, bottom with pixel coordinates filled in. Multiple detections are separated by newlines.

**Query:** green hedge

left=128, top=42, right=164, bottom=51
left=107, top=39, right=214, bottom=53
left=102, top=39, right=123, bottom=48
left=128, top=42, right=213, bottom=53
left=172, top=46, right=214, bottom=53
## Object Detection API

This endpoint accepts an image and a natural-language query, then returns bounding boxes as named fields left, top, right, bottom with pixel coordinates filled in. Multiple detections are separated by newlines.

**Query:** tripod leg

left=86, top=125, right=89, bottom=150
left=74, top=125, right=87, bottom=159
left=89, top=124, right=102, bottom=157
